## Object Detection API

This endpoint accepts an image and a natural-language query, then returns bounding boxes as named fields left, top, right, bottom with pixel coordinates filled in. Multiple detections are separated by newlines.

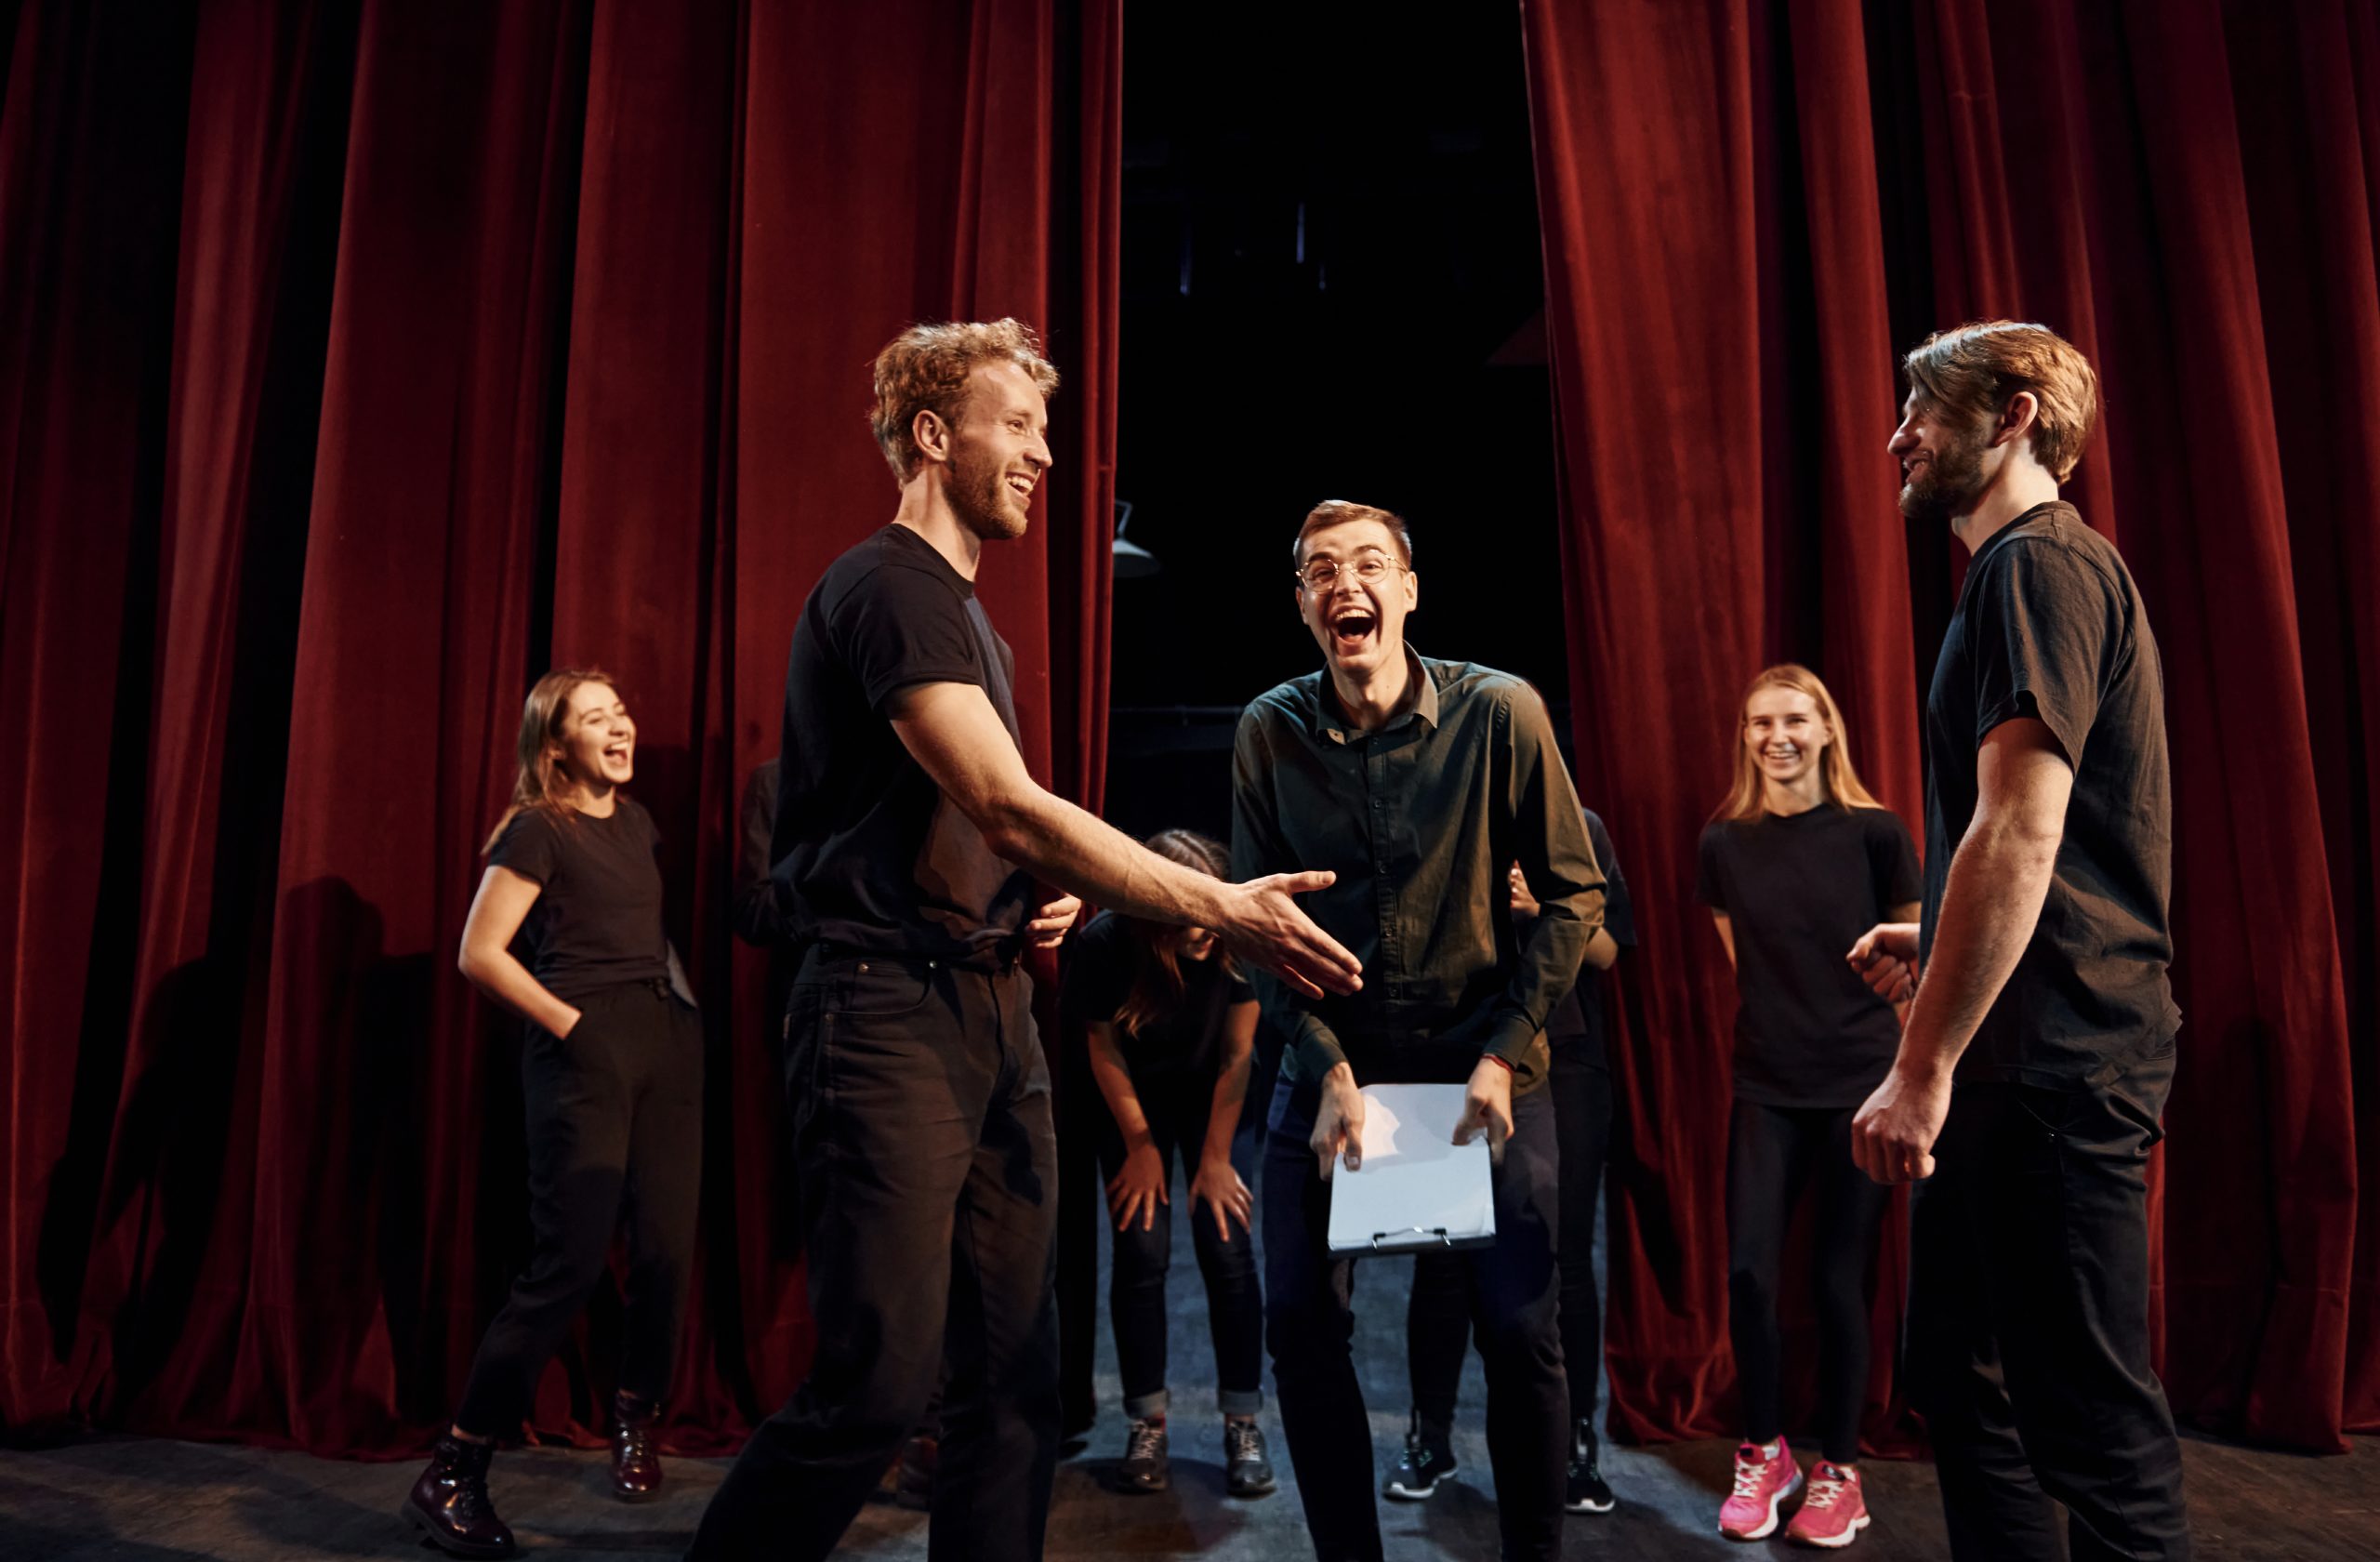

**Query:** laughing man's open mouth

left=1329, top=608, right=1377, bottom=657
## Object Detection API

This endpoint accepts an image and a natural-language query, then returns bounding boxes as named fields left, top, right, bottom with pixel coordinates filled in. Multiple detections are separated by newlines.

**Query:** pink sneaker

left=1786, top=1461, right=1870, bottom=1548
left=1718, top=1437, right=1804, bottom=1540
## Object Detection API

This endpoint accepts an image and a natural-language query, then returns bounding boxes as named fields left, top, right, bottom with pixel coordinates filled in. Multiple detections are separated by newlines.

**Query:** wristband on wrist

left=1481, top=1052, right=1516, bottom=1074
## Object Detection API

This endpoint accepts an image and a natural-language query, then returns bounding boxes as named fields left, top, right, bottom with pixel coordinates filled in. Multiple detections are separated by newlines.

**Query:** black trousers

left=1095, top=1069, right=1264, bottom=1420
left=1265, top=1075, right=1567, bottom=1562
left=454, top=981, right=703, bottom=1436
left=689, top=950, right=1059, bottom=1562
left=1724, top=1097, right=1890, bottom=1463
left=1408, top=1050, right=1610, bottom=1440
left=1908, top=1053, right=2191, bottom=1561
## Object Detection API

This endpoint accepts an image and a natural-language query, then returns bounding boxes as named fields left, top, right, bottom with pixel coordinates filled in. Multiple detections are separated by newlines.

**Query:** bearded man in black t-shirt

left=687, top=321, right=1361, bottom=1562
left=1848, top=322, right=2191, bottom=1561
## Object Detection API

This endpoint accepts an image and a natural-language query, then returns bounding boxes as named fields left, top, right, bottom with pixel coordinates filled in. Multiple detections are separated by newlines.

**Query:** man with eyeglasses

left=1231, top=498, right=1606, bottom=1562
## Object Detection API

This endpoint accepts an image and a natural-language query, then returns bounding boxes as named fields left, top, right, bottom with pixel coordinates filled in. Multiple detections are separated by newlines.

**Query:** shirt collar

left=1314, top=645, right=1439, bottom=745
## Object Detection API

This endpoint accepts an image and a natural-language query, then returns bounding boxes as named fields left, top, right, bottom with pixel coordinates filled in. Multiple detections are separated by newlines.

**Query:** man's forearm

left=1896, top=816, right=2060, bottom=1080
left=985, top=788, right=1231, bottom=930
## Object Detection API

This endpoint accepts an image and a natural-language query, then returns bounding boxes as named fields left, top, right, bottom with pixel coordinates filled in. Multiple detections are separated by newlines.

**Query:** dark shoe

left=892, top=1434, right=937, bottom=1511
left=1114, top=1417, right=1170, bottom=1494
left=1567, top=1420, right=1616, bottom=1514
left=610, top=1392, right=663, bottom=1502
left=1223, top=1418, right=1276, bottom=1497
left=1384, top=1412, right=1457, bottom=1500
left=403, top=1435, right=518, bottom=1559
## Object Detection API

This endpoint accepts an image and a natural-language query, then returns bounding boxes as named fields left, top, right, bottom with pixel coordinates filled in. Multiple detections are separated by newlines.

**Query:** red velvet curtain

left=0, top=0, right=1119, bottom=1457
left=1524, top=0, right=2374, bottom=1454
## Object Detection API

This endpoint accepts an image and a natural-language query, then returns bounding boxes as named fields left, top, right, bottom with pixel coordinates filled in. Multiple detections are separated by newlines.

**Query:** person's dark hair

left=1291, top=498, right=1413, bottom=569
left=483, top=667, right=619, bottom=854
left=1901, top=320, right=2100, bottom=483
left=1114, top=829, right=1234, bottom=1037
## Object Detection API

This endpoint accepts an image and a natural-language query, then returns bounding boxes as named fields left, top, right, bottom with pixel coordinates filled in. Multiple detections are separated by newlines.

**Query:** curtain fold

left=1, top=0, right=1120, bottom=1457
left=1524, top=0, right=2370, bottom=1453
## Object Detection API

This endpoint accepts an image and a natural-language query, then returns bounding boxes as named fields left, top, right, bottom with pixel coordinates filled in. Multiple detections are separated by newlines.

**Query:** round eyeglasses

left=1296, top=554, right=1407, bottom=589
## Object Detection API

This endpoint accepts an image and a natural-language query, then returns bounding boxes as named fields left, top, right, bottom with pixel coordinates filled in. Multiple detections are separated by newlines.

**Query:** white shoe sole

left=1790, top=1511, right=1871, bottom=1548
left=1565, top=1495, right=1617, bottom=1514
left=1720, top=1471, right=1805, bottom=1542
left=1384, top=1476, right=1449, bottom=1500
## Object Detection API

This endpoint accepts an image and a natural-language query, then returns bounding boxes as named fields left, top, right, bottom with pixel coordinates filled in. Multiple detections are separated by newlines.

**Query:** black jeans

left=454, top=981, right=703, bottom=1436
left=1908, top=1052, right=2190, bottom=1561
left=1407, top=1051, right=1610, bottom=1440
left=1725, top=1098, right=1889, bottom=1463
left=689, top=950, right=1059, bottom=1562
left=1264, top=1074, right=1567, bottom=1562
left=1096, top=1068, right=1264, bottom=1420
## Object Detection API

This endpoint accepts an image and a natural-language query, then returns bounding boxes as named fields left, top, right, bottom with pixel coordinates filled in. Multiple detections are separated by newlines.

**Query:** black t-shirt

left=489, top=796, right=672, bottom=1001
left=1923, top=501, right=2178, bottom=1084
left=1059, top=910, right=1255, bottom=1081
left=770, top=525, right=1033, bottom=963
left=1546, top=808, right=1636, bottom=1066
left=1698, top=804, right=1922, bottom=1107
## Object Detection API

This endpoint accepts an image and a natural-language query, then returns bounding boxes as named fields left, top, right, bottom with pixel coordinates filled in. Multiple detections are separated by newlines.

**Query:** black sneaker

left=1566, top=1421, right=1615, bottom=1514
left=1223, top=1419, right=1276, bottom=1497
left=1114, top=1417, right=1170, bottom=1494
left=1384, top=1414, right=1457, bottom=1500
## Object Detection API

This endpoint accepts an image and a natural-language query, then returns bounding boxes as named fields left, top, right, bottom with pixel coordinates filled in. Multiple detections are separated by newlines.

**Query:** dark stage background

left=3, top=0, right=2373, bottom=1466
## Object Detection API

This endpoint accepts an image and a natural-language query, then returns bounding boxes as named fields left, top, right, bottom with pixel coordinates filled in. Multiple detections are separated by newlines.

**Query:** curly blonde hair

left=869, top=318, right=1061, bottom=483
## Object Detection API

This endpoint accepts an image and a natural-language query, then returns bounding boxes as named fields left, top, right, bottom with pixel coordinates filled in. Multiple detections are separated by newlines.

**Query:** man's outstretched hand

left=1847, top=922, right=1921, bottom=1006
left=1215, top=871, right=1363, bottom=999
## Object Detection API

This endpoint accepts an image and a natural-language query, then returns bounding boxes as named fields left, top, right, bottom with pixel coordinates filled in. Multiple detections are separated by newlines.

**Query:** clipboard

left=1324, top=1083, right=1497, bottom=1255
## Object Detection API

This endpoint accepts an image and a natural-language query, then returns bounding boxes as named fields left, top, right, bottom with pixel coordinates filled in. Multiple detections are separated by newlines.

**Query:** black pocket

left=828, top=958, right=938, bottom=1021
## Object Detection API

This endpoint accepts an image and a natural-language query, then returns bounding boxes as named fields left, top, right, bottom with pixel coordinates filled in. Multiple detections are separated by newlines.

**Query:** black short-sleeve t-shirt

left=1698, top=803, right=1922, bottom=1107
left=1924, top=502, right=2178, bottom=1084
left=1546, top=808, right=1636, bottom=1066
left=770, top=524, right=1033, bottom=962
left=489, top=796, right=672, bottom=1001
left=1059, top=910, right=1255, bottom=1082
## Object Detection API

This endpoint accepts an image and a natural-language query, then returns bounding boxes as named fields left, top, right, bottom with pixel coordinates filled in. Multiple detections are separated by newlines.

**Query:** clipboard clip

left=1369, top=1226, right=1453, bottom=1251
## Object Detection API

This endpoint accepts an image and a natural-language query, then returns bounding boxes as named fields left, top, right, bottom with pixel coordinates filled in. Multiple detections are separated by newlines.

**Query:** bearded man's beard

left=1898, top=423, right=1990, bottom=526
left=950, top=452, right=1029, bottom=541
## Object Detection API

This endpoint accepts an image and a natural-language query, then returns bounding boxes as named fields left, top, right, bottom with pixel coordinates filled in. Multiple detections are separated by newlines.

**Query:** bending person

left=1698, top=663, right=1919, bottom=1548
left=407, top=668, right=702, bottom=1559
left=1061, top=829, right=1276, bottom=1500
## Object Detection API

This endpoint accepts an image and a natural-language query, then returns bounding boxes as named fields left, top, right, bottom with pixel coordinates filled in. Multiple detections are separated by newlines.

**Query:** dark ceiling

left=1113, top=3, right=1567, bottom=708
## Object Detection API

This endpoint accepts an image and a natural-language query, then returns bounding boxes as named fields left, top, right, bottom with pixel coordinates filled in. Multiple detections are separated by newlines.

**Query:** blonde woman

left=406, top=668, right=700, bottom=1560
left=1696, top=665, right=1919, bottom=1548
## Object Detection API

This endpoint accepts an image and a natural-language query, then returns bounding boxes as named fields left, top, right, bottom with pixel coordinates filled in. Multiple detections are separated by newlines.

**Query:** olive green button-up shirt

left=1229, top=652, right=1606, bottom=1095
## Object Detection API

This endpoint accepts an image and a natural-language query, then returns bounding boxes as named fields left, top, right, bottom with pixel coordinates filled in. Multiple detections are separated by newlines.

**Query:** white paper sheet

left=1324, top=1083, right=1497, bottom=1255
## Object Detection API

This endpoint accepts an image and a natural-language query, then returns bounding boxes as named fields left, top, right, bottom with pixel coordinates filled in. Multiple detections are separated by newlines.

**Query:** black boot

left=1566, top=1419, right=1616, bottom=1514
left=611, top=1392, right=664, bottom=1502
left=404, top=1434, right=519, bottom=1558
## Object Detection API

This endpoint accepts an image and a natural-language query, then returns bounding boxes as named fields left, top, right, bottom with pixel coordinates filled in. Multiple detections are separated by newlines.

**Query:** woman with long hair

left=1696, top=664, right=1920, bottom=1549
left=405, top=668, right=702, bottom=1560
left=1058, top=829, right=1276, bottom=1502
